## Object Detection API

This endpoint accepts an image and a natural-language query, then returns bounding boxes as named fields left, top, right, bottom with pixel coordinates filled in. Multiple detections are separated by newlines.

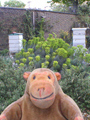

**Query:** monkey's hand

left=0, top=115, right=7, bottom=120
left=74, top=116, right=83, bottom=120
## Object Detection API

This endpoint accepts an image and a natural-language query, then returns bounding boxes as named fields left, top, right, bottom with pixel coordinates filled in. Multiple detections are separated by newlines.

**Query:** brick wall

left=36, top=11, right=78, bottom=38
left=0, top=7, right=78, bottom=50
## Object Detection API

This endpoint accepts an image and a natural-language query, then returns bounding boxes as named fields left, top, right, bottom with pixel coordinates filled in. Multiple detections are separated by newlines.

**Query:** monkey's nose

left=38, top=88, right=45, bottom=97
left=38, top=88, right=45, bottom=91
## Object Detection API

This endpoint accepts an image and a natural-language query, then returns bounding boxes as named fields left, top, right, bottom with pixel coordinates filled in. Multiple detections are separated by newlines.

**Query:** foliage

left=49, top=0, right=89, bottom=4
left=4, top=0, right=25, bottom=8
left=84, top=54, right=90, bottom=63
left=0, top=41, right=90, bottom=113
left=50, top=3, right=69, bottom=12
left=15, top=35, right=70, bottom=72
left=77, top=3, right=90, bottom=27
left=22, top=10, right=46, bottom=41
left=59, top=30, right=72, bottom=44
left=34, top=18, right=45, bottom=37
left=0, top=1, right=2, bottom=6
left=0, top=49, right=9, bottom=56
left=0, top=54, right=90, bottom=113
left=22, top=10, right=33, bottom=40
left=60, top=67, right=90, bottom=111
left=15, top=34, right=90, bottom=73
left=78, top=3, right=90, bottom=15
left=48, top=0, right=90, bottom=6
left=48, top=0, right=90, bottom=13
left=0, top=56, right=33, bottom=113
left=86, top=36, right=90, bottom=49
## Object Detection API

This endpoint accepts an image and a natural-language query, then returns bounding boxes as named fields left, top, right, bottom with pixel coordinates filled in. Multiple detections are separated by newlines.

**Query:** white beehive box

left=9, top=33, right=23, bottom=53
left=72, top=28, right=87, bottom=48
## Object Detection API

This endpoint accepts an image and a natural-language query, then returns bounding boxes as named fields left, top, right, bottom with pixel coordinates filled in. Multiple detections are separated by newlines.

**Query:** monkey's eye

left=48, top=76, right=51, bottom=79
left=33, top=76, right=36, bottom=79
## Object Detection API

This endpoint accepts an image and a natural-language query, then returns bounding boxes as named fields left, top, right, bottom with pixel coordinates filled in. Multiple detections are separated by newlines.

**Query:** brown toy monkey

left=0, top=68, right=83, bottom=120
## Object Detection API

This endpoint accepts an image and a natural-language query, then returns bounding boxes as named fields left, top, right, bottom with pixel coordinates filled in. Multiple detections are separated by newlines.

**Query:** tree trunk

left=73, top=0, right=78, bottom=13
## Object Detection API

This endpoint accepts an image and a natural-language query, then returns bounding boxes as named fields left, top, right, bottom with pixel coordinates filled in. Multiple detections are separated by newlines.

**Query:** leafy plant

left=77, top=3, right=90, bottom=27
left=4, top=0, right=25, bottom=8
left=0, top=56, right=33, bottom=113
left=86, top=36, right=90, bottom=49
left=59, top=30, right=72, bottom=44
left=0, top=49, right=9, bottom=56
left=22, top=10, right=33, bottom=40
left=84, top=54, right=90, bottom=63
left=60, top=67, right=90, bottom=111
left=15, top=35, right=72, bottom=71
left=15, top=34, right=90, bottom=73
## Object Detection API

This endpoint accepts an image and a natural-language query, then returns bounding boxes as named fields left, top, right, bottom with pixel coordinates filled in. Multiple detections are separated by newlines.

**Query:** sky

left=0, top=0, right=51, bottom=10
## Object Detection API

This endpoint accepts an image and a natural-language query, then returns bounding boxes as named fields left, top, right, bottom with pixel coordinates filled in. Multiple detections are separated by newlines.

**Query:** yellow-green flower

left=19, top=63, right=24, bottom=67
left=21, top=49, right=24, bottom=53
left=41, top=63, right=46, bottom=68
left=21, top=58, right=27, bottom=63
left=28, top=40, right=33, bottom=45
left=42, top=43, right=47, bottom=49
left=45, top=55, right=50, bottom=60
left=29, top=61, right=34, bottom=66
left=28, top=57, right=33, bottom=61
left=23, top=52, right=27, bottom=58
left=45, top=47, right=50, bottom=54
left=72, top=46, right=77, bottom=51
left=35, top=55, right=40, bottom=62
left=45, top=61, right=49, bottom=65
left=28, top=48, right=34, bottom=53
left=71, top=65, right=77, bottom=70
left=15, top=60, right=19, bottom=64
left=66, top=58, right=71, bottom=65
left=84, top=54, right=90, bottom=63
left=52, top=52, right=56, bottom=56
left=15, top=52, right=21, bottom=58
left=36, top=42, right=42, bottom=49
left=26, top=52, right=30, bottom=57
left=23, top=52, right=30, bottom=58
left=63, top=64, right=67, bottom=68
left=52, top=56, right=55, bottom=59
left=53, top=61, right=58, bottom=67
left=22, top=39, right=26, bottom=47
left=56, top=48, right=67, bottom=58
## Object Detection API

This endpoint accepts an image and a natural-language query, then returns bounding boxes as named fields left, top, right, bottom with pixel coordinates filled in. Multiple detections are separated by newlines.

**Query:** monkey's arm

left=0, top=98, right=23, bottom=120
left=60, top=94, right=83, bottom=120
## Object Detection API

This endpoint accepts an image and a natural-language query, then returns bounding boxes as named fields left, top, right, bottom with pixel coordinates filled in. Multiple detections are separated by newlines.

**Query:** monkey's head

left=23, top=68, right=61, bottom=109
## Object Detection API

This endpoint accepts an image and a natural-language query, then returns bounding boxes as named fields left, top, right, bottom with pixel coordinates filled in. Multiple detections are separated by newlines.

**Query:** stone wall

left=0, top=7, right=78, bottom=50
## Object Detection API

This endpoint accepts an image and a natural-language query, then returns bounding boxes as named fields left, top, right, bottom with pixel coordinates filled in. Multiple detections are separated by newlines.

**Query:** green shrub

left=59, top=30, right=72, bottom=44
left=77, top=4, right=90, bottom=27
left=15, top=34, right=90, bottom=73
left=0, top=49, right=9, bottom=56
left=0, top=54, right=90, bottom=113
left=86, top=36, right=90, bottom=49
left=84, top=54, right=90, bottom=63
left=0, top=56, right=33, bottom=113
left=15, top=35, right=74, bottom=72
left=60, top=67, right=90, bottom=112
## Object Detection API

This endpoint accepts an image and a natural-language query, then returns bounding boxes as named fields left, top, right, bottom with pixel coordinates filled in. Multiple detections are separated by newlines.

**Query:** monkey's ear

left=55, top=72, right=61, bottom=81
left=23, top=72, right=31, bottom=81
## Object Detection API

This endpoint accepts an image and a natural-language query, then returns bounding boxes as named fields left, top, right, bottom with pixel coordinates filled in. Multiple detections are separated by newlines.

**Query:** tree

left=0, top=1, right=2, bottom=6
left=50, top=3, right=69, bottom=12
left=48, top=0, right=90, bottom=13
left=77, top=2, right=90, bottom=27
left=4, top=0, right=25, bottom=8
